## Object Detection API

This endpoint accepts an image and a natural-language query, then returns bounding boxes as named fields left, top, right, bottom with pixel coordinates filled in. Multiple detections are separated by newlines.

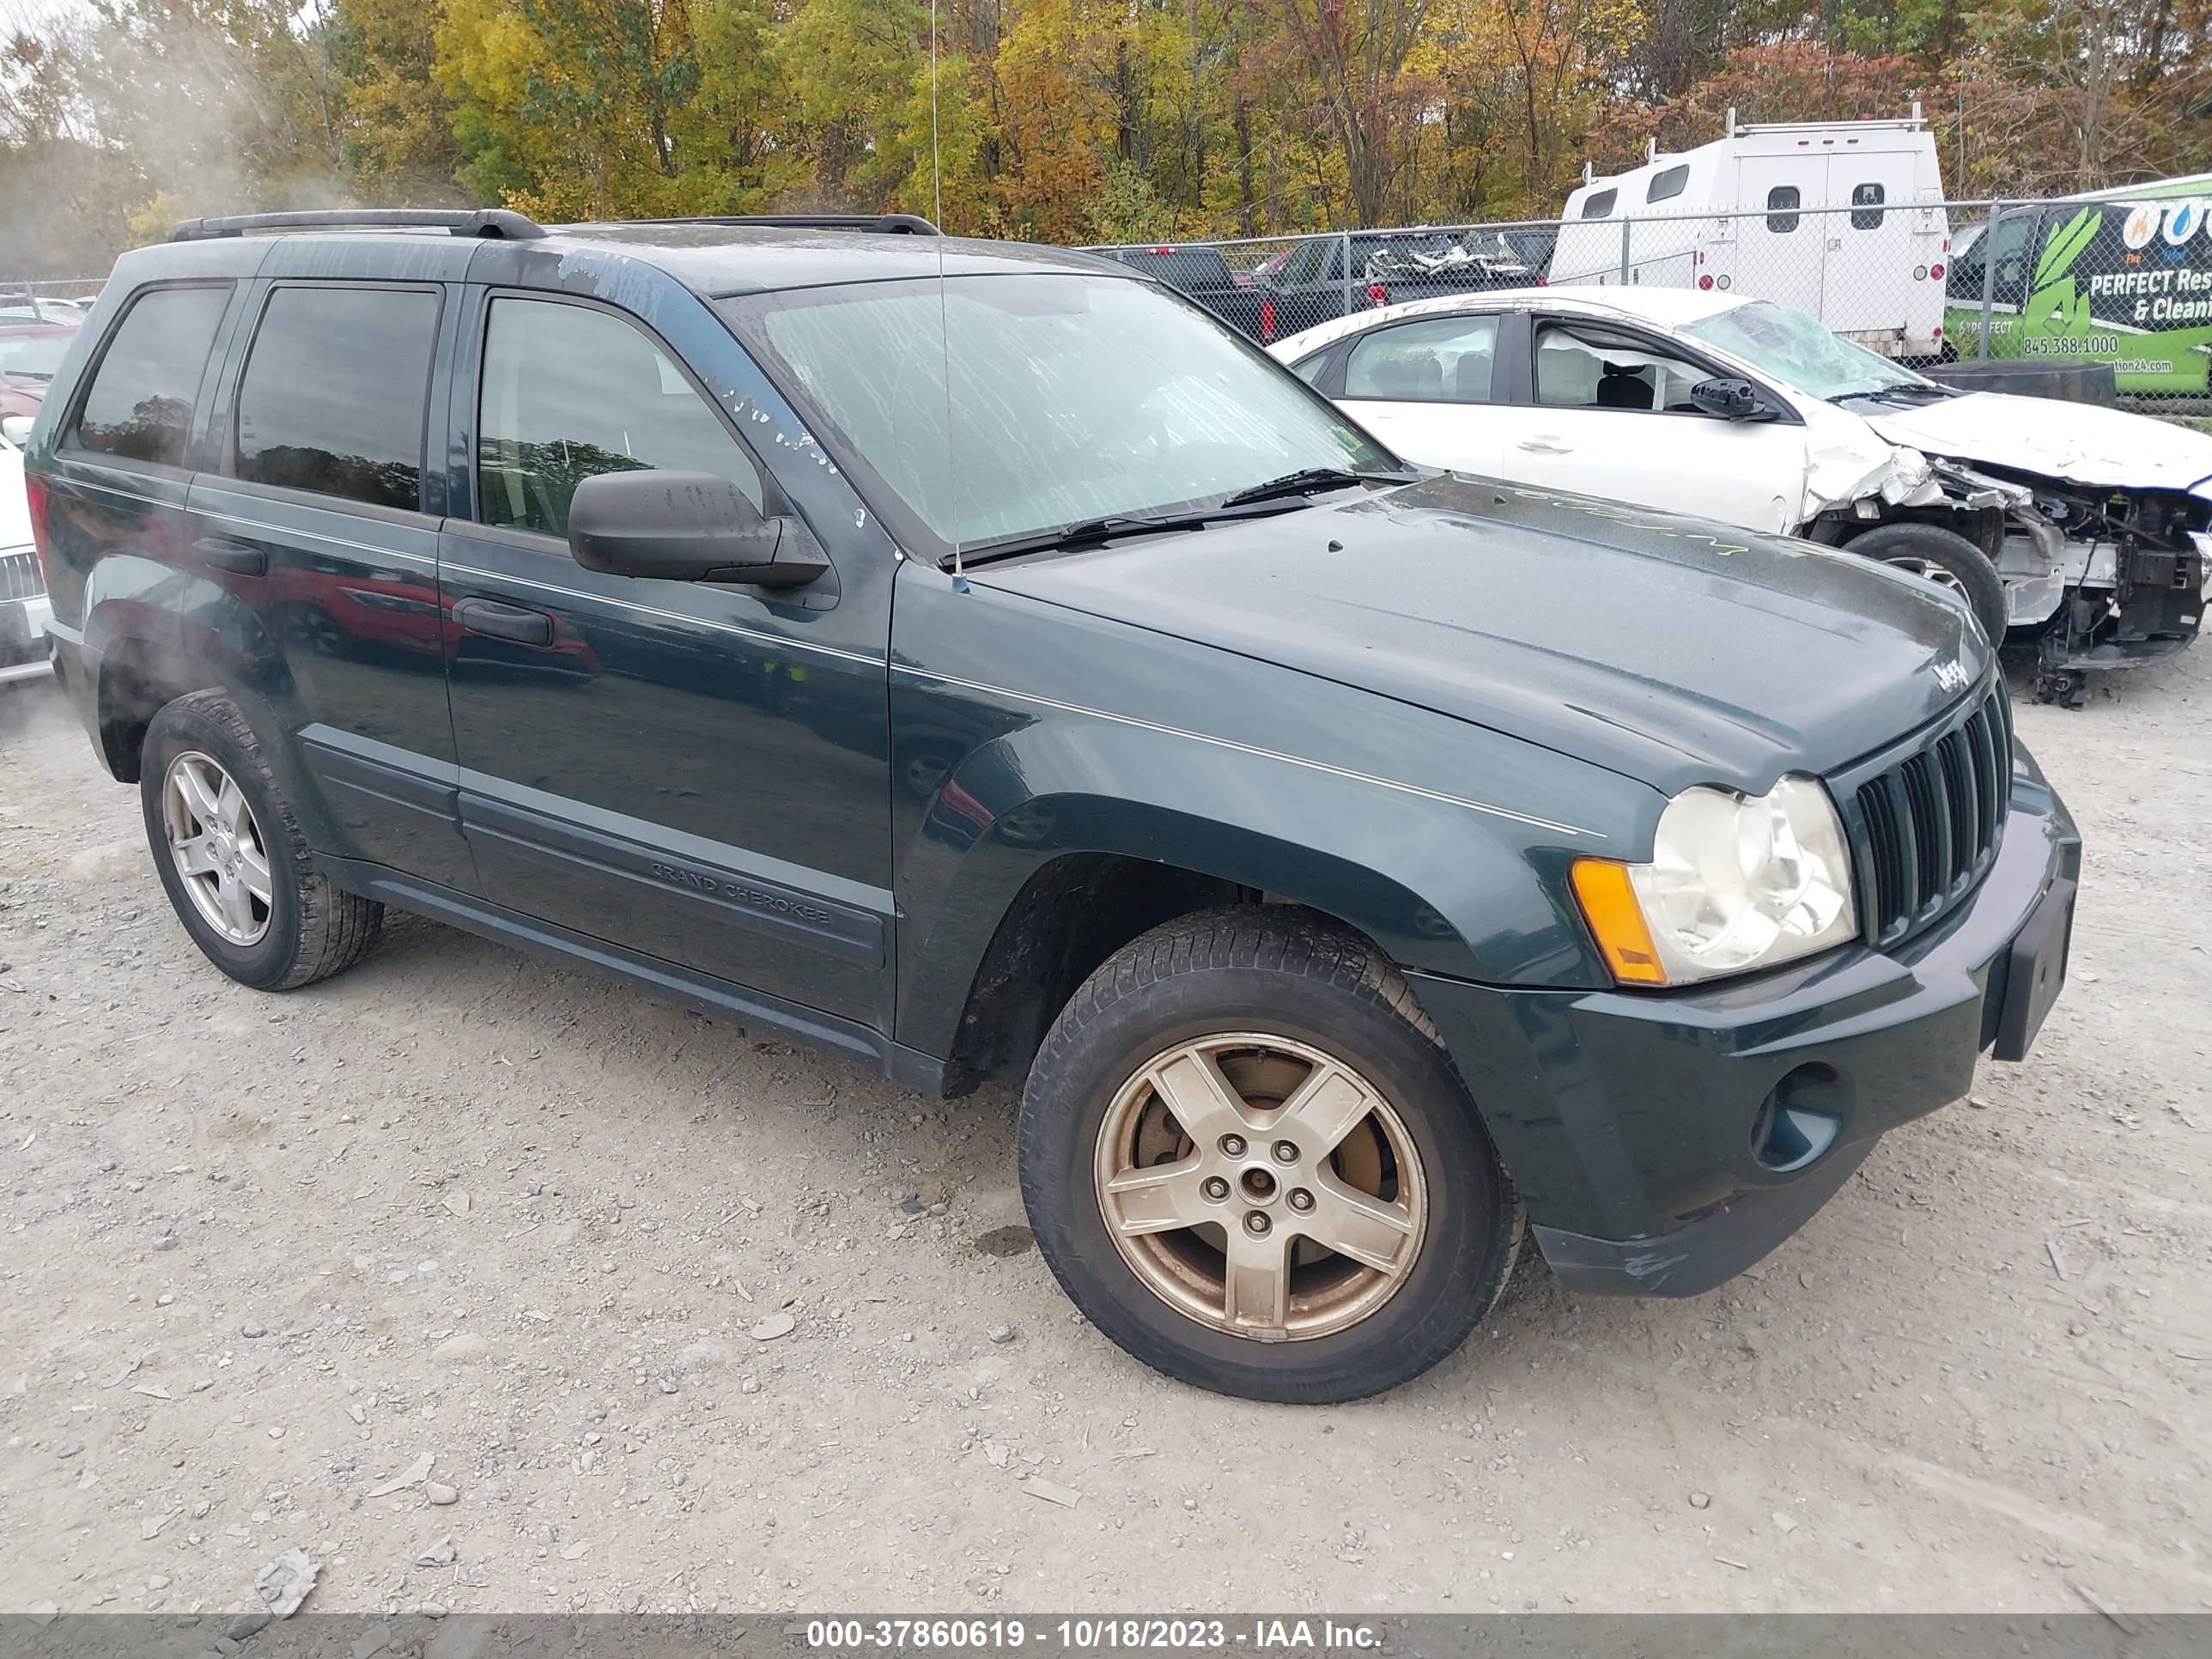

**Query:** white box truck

left=1553, top=108, right=1952, bottom=356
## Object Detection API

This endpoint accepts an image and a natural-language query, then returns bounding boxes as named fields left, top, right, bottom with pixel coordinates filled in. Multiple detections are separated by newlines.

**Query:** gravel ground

left=0, top=649, right=2207, bottom=1621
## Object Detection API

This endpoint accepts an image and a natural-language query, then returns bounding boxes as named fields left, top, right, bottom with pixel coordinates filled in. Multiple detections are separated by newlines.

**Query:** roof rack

left=170, top=209, right=546, bottom=243
left=616, top=213, right=942, bottom=236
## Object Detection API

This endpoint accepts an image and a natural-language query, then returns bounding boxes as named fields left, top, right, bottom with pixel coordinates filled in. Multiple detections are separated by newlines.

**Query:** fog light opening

left=1752, top=1065, right=1844, bottom=1173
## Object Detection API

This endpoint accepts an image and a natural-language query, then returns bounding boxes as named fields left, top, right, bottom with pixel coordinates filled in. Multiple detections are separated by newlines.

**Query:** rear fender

left=79, top=556, right=331, bottom=841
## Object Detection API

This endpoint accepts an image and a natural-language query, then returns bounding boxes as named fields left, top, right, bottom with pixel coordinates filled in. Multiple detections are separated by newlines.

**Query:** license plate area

left=1993, top=877, right=2075, bottom=1062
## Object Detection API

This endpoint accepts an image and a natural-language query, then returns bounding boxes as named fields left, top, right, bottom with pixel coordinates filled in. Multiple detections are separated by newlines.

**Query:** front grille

left=0, top=548, right=42, bottom=604
left=1844, top=686, right=2012, bottom=948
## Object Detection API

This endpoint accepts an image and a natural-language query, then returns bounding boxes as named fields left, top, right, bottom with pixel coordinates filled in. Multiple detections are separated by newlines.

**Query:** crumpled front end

left=1942, top=457, right=2208, bottom=704
left=1800, top=434, right=1947, bottom=526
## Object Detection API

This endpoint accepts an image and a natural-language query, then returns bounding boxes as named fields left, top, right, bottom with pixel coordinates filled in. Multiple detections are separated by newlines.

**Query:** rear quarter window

left=68, top=284, right=233, bottom=468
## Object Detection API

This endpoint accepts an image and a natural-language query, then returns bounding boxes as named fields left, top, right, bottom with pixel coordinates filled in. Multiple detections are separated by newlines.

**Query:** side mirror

left=1688, top=376, right=1772, bottom=421
left=566, top=470, right=830, bottom=589
left=1, top=414, right=32, bottom=445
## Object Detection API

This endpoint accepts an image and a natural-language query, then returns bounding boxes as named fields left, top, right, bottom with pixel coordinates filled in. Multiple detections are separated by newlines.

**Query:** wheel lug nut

left=1288, top=1188, right=1315, bottom=1212
left=1272, top=1140, right=1298, bottom=1164
left=1243, top=1211, right=1271, bottom=1236
left=1218, top=1134, right=1246, bottom=1158
left=1200, top=1176, right=1230, bottom=1201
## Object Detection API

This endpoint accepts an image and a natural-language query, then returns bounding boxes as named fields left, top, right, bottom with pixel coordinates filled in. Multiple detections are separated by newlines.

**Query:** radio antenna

left=930, top=0, right=965, bottom=590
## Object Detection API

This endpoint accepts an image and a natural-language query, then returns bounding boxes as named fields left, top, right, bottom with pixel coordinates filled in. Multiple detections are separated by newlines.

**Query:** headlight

left=1571, top=775, right=1857, bottom=986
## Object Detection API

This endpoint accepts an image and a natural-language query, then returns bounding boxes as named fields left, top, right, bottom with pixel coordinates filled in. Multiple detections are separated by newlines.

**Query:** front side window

left=1534, top=322, right=1711, bottom=412
left=1343, top=314, right=1499, bottom=404
left=1850, top=182, right=1886, bottom=230
left=732, top=273, right=1394, bottom=551
left=70, top=285, right=231, bottom=467
left=1581, top=188, right=1618, bottom=220
left=234, top=286, right=440, bottom=510
left=477, top=298, right=764, bottom=538
left=1766, top=186, right=1802, bottom=234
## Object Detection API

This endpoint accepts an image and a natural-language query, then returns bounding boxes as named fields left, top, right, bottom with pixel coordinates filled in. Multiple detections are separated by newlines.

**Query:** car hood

left=973, top=476, right=1987, bottom=797
left=1864, top=392, right=2212, bottom=491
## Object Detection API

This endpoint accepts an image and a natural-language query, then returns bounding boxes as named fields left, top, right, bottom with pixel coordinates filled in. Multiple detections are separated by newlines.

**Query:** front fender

left=888, top=578, right=1661, bottom=1060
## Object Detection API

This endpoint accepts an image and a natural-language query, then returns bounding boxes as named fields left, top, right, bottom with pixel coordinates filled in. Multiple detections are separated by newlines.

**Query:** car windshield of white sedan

left=1682, top=300, right=1932, bottom=402
left=738, top=273, right=1393, bottom=550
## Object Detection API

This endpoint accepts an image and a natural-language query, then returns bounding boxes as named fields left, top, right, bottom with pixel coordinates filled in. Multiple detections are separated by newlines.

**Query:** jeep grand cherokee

left=23, top=209, right=2080, bottom=1401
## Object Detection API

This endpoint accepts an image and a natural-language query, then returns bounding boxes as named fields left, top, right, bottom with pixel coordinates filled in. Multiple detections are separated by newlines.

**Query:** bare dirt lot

left=1, top=652, right=2208, bottom=1622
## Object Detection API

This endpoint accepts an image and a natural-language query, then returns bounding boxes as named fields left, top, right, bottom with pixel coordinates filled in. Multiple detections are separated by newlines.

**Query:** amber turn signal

left=1570, top=858, right=1668, bottom=986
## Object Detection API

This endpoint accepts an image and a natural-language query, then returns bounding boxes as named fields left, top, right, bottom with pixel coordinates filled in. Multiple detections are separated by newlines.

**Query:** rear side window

left=1850, top=182, right=1886, bottom=230
left=234, top=286, right=440, bottom=511
left=1581, top=189, right=1618, bottom=220
left=1279, top=240, right=1327, bottom=284
left=1344, top=313, right=1500, bottom=404
left=477, top=297, right=764, bottom=538
left=1766, top=186, right=1802, bottom=233
left=1123, top=249, right=1235, bottom=289
left=1645, top=166, right=1689, bottom=204
left=70, top=285, right=231, bottom=467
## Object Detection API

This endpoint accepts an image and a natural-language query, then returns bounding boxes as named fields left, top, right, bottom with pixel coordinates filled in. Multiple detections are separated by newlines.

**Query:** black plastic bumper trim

left=1531, top=1139, right=1873, bottom=1298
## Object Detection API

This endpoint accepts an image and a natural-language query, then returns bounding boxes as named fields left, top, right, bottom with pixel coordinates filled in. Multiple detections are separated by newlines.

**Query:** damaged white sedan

left=1271, top=286, right=2209, bottom=703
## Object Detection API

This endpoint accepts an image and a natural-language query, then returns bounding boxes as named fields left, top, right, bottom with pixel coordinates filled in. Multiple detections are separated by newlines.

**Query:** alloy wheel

left=1092, top=1033, right=1427, bottom=1341
left=1881, top=554, right=1967, bottom=594
left=161, top=750, right=274, bottom=946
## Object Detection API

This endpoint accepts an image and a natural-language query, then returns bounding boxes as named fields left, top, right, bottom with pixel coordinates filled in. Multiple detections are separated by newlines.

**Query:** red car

left=0, top=321, right=81, bottom=426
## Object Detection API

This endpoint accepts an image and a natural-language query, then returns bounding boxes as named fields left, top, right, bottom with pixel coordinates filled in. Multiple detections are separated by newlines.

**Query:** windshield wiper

left=1218, top=466, right=1411, bottom=507
left=953, top=512, right=1220, bottom=568
left=1831, top=383, right=1952, bottom=407
left=951, top=470, right=1413, bottom=570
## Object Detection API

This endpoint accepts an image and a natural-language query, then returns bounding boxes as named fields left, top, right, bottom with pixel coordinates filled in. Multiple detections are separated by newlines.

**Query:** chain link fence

left=0, top=277, right=105, bottom=319
left=1085, top=192, right=2212, bottom=415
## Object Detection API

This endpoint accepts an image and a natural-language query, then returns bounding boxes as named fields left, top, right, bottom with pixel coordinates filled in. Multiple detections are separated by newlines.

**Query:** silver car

left=0, top=435, right=52, bottom=685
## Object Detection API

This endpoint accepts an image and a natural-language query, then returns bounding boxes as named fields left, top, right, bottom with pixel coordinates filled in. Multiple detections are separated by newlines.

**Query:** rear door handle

left=1516, top=437, right=1572, bottom=454
left=452, top=596, right=556, bottom=647
left=191, top=536, right=267, bottom=577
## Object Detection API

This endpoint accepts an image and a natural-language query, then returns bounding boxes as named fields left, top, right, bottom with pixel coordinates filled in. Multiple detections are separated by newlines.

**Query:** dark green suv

left=24, top=209, right=2079, bottom=1402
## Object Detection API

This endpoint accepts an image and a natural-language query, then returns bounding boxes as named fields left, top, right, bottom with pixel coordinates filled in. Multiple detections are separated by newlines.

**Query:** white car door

left=1506, top=314, right=1808, bottom=532
left=1322, top=312, right=1516, bottom=477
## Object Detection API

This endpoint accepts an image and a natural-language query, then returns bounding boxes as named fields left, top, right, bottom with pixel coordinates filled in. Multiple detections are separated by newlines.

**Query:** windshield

left=1681, top=299, right=1932, bottom=402
left=728, top=272, right=1393, bottom=551
left=0, top=331, right=75, bottom=382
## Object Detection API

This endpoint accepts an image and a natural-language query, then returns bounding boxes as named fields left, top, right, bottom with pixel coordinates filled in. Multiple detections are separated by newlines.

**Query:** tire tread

left=1020, top=904, right=1521, bottom=1403
left=151, top=691, right=383, bottom=991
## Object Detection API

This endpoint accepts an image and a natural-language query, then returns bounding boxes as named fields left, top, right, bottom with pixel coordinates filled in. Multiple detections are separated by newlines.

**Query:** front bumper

left=0, top=592, right=53, bottom=684
left=1410, top=752, right=2081, bottom=1298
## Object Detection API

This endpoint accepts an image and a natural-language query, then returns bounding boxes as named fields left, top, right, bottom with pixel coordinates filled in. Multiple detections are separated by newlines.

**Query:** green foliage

left=0, top=0, right=2206, bottom=274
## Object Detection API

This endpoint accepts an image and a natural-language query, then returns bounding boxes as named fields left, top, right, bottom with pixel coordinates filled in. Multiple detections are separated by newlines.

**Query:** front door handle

left=1516, top=436, right=1573, bottom=455
left=452, top=596, right=556, bottom=647
left=192, top=536, right=267, bottom=577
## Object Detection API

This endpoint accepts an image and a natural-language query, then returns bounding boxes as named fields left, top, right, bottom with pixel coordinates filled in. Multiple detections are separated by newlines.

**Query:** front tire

left=1845, top=522, right=2009, bottom=647
left=140, top=690, right=384, bottom=991
left=1018, top=908, right=1521, bottom=1402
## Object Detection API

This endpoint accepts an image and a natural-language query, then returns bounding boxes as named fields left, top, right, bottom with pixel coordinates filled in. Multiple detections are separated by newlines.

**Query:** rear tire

left=1845, top=522, right=2008, bottom=647
left=1018, top=907, right=1521, bottom=1402
left=140, top=690, right=383, bottom=991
